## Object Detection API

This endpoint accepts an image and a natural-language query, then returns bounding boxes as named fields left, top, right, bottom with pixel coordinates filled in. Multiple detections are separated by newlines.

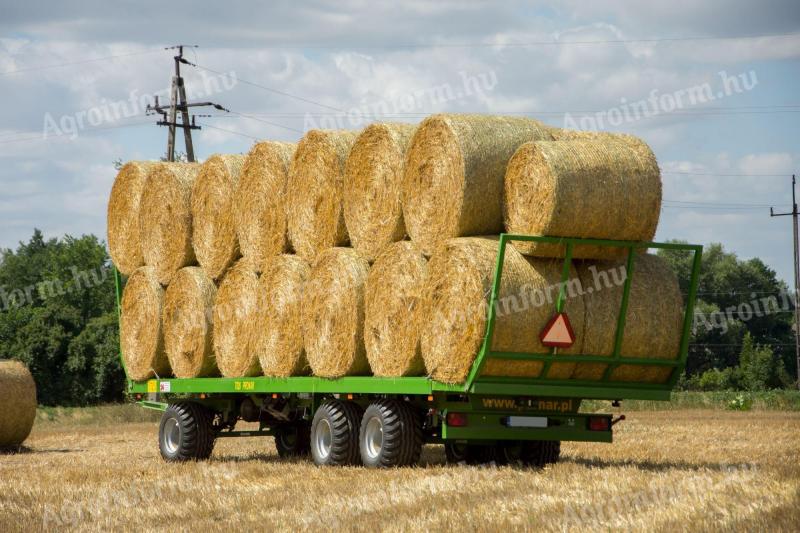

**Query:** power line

left=197, top=122, right=260, bottom=140
left=226, top=111, right=304, bottom=134
left=241, top=30, right=800, bottom=49
left=0, top=119, right=153, bottom=145
left=662, top=170, right=790, bottom=177
left=186, top=62, right=344, bottom=112
left=0, top=49, right=162, bottom=76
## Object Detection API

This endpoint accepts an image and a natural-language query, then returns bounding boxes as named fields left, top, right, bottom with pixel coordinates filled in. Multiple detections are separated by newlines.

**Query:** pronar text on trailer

left=118, top=235, right=702, bottom=467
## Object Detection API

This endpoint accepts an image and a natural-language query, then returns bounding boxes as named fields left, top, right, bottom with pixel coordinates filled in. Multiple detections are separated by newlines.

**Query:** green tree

left=658, top=241, right=796, bottom=382
left=0, top=230, right=123, bottom=405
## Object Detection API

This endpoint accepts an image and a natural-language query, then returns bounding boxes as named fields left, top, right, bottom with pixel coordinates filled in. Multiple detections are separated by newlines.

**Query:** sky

left=1, top=0, right=799, bottom=284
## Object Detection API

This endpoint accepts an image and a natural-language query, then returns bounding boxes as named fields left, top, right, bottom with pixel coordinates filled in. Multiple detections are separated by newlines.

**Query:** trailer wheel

left=274, top=423, right=311, bottom=458
left=159, top=402, right=216, bottom=462
left=310, top=400, right=362, bottom=466
left=444, top=443, right=496, bottom=465
left=522, top=440, right=561, bottom=467
left=359, top=400, right=423, bottom=468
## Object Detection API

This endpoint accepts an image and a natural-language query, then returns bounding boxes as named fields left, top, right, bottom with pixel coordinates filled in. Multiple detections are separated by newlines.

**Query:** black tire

left=310, top=400, right=362, bottom=466
left=520, top=440, right=561, bottom=467
left=359, top=400, right=423, bottom=468
left=444, top=443, right=496, bottom=465
left=275, top=422, right=311, bottom=458
left=159, top=402, right=216, bottom=462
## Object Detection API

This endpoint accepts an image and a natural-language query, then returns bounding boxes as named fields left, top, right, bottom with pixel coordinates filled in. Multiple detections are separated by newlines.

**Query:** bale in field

left=287, top=130, right=360, bottom=261
left=191, top=154, right=247, bottom=280
left=344, top=123, right=417, bottom=262
left=121, top=266, right=170, bottom=381
left=402, top=114, right=553, bottom=255
left=140, top=163, right=201, bottom=284
left=253, top=255, right=311, bottom=377
left=302, top=248, right=371, bottom=378
left=364, top=241, right=427, bottom=377
left=420, top=237, right=585, bottom=384
left=235, top=142, right=297, bottom=272
left=504, top=135, right=661, bottom=259
left=576, top=254, right=684, bottom=383
left=107, top=161, right=159, bottom=274
left=0, top=360, right=37, bottom=449
left=162, top=267, right=218, bottom=378
left=213, top=259, right=261, bottom=377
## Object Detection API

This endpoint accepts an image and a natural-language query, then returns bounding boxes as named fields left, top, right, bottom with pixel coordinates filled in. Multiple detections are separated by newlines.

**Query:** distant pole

left=145, top=45, right=229, bottom=162
left=771, top=175, right=800, bottom=389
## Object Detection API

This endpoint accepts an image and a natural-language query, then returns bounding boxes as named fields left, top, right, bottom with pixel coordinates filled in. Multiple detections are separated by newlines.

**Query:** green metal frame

left=119, top=234, right=702, bottom=402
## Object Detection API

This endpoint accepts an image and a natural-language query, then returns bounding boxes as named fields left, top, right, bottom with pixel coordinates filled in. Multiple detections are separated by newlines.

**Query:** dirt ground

left=1, top=409, right=798, bottom=532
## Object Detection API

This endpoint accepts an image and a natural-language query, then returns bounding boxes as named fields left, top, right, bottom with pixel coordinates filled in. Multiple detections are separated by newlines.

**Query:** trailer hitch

left=611, top=414, right=626, bottom=426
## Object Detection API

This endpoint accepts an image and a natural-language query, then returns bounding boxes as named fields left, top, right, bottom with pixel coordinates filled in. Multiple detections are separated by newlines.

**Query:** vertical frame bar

left=602, top=246, right=637, bottom=380
left=667, top=246, right=704, bottom=388
left=542, top=242, right=574, bottom=378
left=464, top=235, right=509, bottom=390
left=114, top=268, right=132, bottom=386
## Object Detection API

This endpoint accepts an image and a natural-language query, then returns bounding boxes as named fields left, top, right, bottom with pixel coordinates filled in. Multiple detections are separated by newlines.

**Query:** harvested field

left=1, top=408, right=797, bottom=531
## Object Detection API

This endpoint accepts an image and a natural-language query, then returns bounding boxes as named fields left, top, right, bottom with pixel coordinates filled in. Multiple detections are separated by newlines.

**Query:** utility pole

left=771, top=175, right=800, bottom=389
left=146, top=45, right=229, bottom=162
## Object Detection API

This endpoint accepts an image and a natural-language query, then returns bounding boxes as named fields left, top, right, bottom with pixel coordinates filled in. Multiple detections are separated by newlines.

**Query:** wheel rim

left=280, top=428, right=297, bottom=449
left=363, top=416, right=383, bottom=460
left=315, top=418, right=333, bottom=459
left=163, top=417, right=181, bottom=455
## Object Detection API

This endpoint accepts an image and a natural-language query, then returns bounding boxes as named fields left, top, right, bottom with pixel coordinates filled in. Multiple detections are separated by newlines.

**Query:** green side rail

left=119, top=234, right=702, bottom=402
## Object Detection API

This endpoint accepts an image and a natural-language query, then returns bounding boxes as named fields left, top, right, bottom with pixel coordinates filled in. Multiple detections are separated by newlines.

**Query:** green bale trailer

left=119, top=234, right=702, bottom=467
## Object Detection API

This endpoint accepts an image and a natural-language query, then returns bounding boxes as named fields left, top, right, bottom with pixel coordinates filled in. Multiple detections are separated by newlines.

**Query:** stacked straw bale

left=504, top=135, right=661, bottom=259
left=287, top=130, right=360, bottom=261
left=191, top=154, right=247, bottom=280
left=120, top=266, right=170, bottom=381
left=235, top=142, right=297, bottom=272
left=140, top=163, right=201, bottom=284
left=364, top=241, right=428, bottom=377
left=403, top=114, right=553, bottom=255
left=107, top=161, right=160, bottom=275
left=253, top=255, right=311, bottom=377
left=302, top=248, right=371, bottom=377
left=213, top=259, right=261, bottom=377
left=420, top=237, right=585, bottom=384
left=344, top=123, right=417, bottom=261
left=0, top=360, right=37, bottom=449
left=162, top=267, right=218, bottom=378
left=576, top=254, right=683, bottom=383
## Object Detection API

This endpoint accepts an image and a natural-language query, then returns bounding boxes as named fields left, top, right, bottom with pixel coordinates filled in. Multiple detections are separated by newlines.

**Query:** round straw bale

left=254, top=255, right=311, bottom=377
left=191, top=154, right=247, bottom=280
left=235, top=142, right=297, bottom=272
left=213, top=259, right=261, bottom=377
left=504, top=135, right=661, bottom=259
left=364, top=241, right=427, bottom=377
left=120, top=266, right=169, bottom=381
left=403, top=114, right=553, bottom=255
left=302, top=248, right=371, bottom=378
left=576, top=254, right=683, bottom=383
left=0, top=360, right=37, bottom=449
left=287, top=130, right=360, bottom=261
left=162, top=267, right=218, bottom=378
left=107, top=161, right=159, bottom=274
left=420, top=237, right=585, bottom=384
left=140, top=163, right=201, bottom=284
left=344, top=123, right=417, bottom=261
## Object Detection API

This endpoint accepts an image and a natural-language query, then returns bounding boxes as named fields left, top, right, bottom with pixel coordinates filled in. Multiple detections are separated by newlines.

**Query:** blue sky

left=1, top=0, right=799, bottom=283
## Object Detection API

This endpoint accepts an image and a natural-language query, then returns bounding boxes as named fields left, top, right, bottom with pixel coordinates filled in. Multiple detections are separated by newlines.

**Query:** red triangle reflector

left=540, top=312, right=575, bottom=348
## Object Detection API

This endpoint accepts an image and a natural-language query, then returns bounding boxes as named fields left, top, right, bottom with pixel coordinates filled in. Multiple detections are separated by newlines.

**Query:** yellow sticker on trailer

left=147, top=380, right=157, bottom=393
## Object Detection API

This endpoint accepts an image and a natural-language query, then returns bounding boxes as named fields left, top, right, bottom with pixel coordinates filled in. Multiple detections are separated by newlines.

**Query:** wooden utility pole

left=771, top=175, right=800, bottom=389
left=146, top=45, right=228, bottom=162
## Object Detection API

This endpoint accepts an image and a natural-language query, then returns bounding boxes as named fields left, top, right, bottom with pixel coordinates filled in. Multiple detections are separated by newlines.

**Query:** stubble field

left=1, top=407, right=798, bottom=532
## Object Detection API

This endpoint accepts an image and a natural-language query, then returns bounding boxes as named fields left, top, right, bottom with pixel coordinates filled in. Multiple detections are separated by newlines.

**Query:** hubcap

left=315, top=418, right=333, bottom=459
left=364, top=416, right=384, bottom=460
left=163, top=417, right=181, bottom=455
